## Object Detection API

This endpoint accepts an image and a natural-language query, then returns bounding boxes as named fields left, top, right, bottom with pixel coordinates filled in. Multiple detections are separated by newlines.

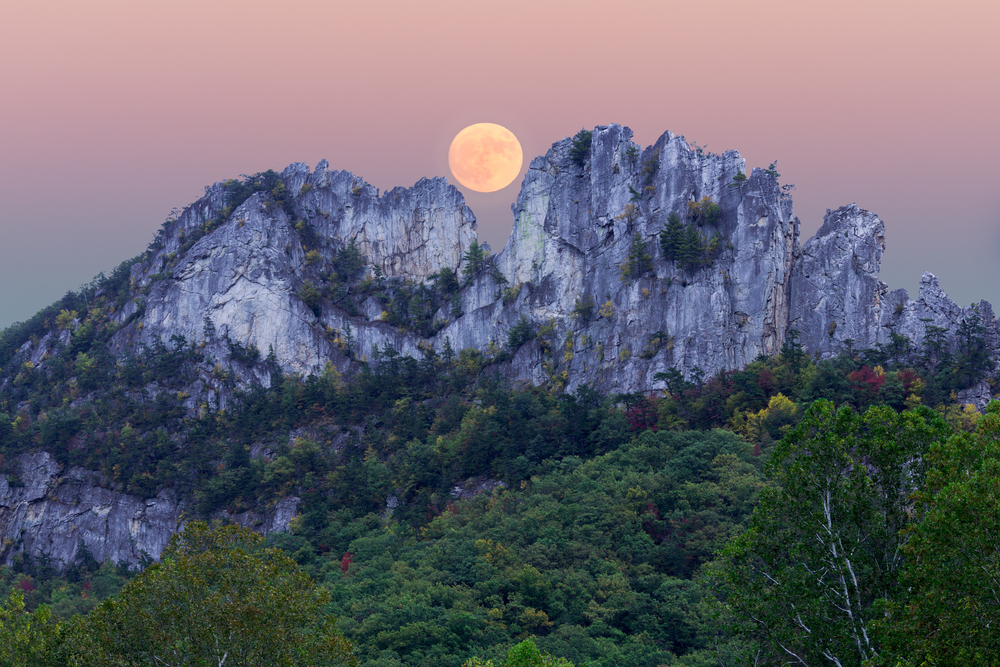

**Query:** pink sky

left=2, top=0, right=998, bottom=328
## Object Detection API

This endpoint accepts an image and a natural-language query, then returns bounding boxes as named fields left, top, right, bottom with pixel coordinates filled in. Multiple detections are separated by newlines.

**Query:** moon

left=448, top=123, right=523, bottom=193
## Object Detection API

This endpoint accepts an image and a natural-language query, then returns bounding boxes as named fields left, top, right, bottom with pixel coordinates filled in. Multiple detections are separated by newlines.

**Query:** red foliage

left=341, top=551, right=353, bottom=575
left=899, top=368, right=921, bottom=393
left=756, top=368, right=775, bottom=395
left=848, top=366, right=886, bottom=404
left=642, top=502, right=668, bottom=542
left=626, top=397, right=659, bottom=432
left=18, top=578, right=34, bottom=593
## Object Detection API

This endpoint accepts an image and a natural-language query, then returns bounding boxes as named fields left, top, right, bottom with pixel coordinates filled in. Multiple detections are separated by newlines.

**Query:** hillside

left=0, top=123, right=995, bottom=578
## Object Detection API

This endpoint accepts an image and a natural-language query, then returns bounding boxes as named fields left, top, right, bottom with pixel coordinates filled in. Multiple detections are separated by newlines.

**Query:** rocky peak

left=790, top=204, right=888, bottom=355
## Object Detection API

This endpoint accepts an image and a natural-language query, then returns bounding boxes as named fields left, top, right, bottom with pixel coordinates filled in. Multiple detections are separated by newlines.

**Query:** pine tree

left=678, top=224, right=705, bottom=270
left=659, top=212, right=685, bottom=261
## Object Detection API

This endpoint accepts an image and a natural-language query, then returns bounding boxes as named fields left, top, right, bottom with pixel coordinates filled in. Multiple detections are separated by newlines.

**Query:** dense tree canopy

left=84, top=522, right=355, bottom=667
left=709, top=401, right=950, bottom=665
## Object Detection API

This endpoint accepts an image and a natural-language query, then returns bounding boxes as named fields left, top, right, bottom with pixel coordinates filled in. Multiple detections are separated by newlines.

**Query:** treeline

left=1, top=243, right=998, bottom=664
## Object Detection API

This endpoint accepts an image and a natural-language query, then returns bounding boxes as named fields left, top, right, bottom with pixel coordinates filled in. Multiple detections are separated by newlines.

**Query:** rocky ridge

left=4, top=123, right=997, bottom=570
left=103, top=123, right=999, bottom=397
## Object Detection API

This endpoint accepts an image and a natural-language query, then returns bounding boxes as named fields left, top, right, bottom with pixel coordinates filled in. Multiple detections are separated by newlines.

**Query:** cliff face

left=448, top=124, right=799, bottom=391
left=110, top=124, right=997, bottom=396
left=789, top=203, right=999, bottom=404
left=5, top=123, right=998, bottom=570
left=110, top=125, right=808, bottom=394
left=0, top=452, right=298, bottom=567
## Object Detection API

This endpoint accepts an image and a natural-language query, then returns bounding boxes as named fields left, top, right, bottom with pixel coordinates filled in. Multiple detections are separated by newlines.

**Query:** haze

left=1, top=0, right=998, bottom=328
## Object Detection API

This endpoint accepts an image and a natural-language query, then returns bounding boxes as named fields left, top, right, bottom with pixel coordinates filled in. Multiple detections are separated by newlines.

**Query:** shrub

left=641, top=149, right=661, bottom=185
left=298, top=281, right=321, bottom=317
left=571, top=297, right=594, bottom=322
left=687, top=197, right=721, bottom=226
left=569, top=129, right=592, bottom=168
left=620, top=234, right=653, bottom=280
left=507, top=316, right=534, bottom=351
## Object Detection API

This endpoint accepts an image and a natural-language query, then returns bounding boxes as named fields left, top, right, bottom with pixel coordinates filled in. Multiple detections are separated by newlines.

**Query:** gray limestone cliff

left=103, top=124, right=992, bottom=397
left=0, top=452, right=298, bottom=567
left=4, top=123, right=998, bottom=570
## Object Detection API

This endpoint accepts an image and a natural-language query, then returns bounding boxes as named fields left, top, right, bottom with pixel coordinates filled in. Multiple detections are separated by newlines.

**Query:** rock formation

left=4, top=123, right=997, bottom=569
left=0, top=452, right=298, bottom=568
left=102, top=123, right=998, bottom=396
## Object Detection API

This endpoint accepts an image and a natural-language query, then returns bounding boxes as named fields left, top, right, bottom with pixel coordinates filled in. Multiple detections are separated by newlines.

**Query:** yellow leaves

left=75, top=352, right=95, bottom=376
left=598, top=300, right=614, bottom=318
left=55, top=309, right=77, bottom=330
left=321, top=361, right=343, bottom=391
left=731, top=393, right=799, bottom=443
left=519, top=606, right=553, bottom=632
left=614, top=203, right=639, bottom=225
left=939, top=402, right=982, bottom=432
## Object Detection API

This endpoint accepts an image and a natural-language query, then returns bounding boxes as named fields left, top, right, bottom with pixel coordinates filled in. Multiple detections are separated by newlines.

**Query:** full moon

left=448, top=123, right=523, bottom=193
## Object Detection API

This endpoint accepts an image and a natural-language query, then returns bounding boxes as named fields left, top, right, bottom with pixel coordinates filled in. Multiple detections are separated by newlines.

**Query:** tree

left=876, top=401, right=1000, bottom=666
left=709, top=401, right=949, bottom=666
left=462, top=240, right=489, bottom=282
left=507, top=315, right=534, bottom=351
left=83, top=521, right=355, bottom=667
left=677, top=224, right=705, bottom=270
left=463, top=638, right=574, bottom=666
left=568, top=128, right=592, bottom=168
left=620, top=233, right=653, bottom=280
left=0, top=590, right=63, bottom=667
left=659, top=212, right=685, bottom=261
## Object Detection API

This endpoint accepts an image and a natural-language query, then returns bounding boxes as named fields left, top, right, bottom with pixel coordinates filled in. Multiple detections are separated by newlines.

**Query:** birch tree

left=709, top=400, right=948, bottom=665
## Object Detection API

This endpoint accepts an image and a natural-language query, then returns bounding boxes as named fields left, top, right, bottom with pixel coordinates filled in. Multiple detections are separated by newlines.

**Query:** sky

left=1, top=0, right=998, bottom=329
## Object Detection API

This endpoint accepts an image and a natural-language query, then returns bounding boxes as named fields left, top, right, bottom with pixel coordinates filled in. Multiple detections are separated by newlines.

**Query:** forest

left=0, top=263, right=998, bottom=665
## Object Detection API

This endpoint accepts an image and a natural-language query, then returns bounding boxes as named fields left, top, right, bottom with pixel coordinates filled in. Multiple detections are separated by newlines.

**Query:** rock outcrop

left=110, top=125, right=811, bottom=393
left=5, top=123, right=998, bottom=570
left=0, top=452, right=298, bottom=568
left=104, top=124, right=993, bottom=397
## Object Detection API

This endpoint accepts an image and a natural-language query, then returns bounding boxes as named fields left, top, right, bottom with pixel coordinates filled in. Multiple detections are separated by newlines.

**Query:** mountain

left=0, top=124, right=995, bottom=570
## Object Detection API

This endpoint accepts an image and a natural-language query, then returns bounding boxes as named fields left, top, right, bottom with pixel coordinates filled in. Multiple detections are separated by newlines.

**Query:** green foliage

left=507, top=316, right=534, bottom=351
left=83, top=521, right=355, bottom=666
left=0, top=590, right=63, bottom=666
left=708, top=401, right=950, bottom=666
left=686, top=197, right=721, bottom=226
left=462, top=240, right=489, bottom=283
left=875, top=402, right=1000, bottom=666
left=658, top=212, right=685, bottom=262
left=433, top=267, right=461, bottom=297
left=301, top=428, right=762, bottom=666
left=568, top=297, right=592, bottom=323
left=619, top=234, right=653, bottom=280
left=0, top=558, right=130, bottom=621
left=333, top=239, right=366, bottom=282
left=640, top=149, right=660, bottom=185
left=729, top=171, right=747, bottom=187
left=568, top=129, right=592, bottom=168
left=299, top=280, right=322, bottom=317
left=464, top=638, right=574, bottom=666
left=658, top=205, right=722, bottom=271
left=676, top=224, right=706, bottom=270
